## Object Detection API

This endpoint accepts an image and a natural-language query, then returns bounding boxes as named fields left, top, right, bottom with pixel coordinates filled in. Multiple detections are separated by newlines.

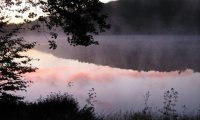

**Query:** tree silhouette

left=0, top=0, right=110, bottom=100
left=0, top=33, right=37, bottom=100
left=0, top=5, right=37, bottom=100
left=36, top=0, right=110, bottom=47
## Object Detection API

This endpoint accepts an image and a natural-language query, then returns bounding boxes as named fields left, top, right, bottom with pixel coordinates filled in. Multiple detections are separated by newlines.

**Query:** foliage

left=38, top=0, right=110, bottom=47
left=0, top=90, right=199, bottom=120
left=0, top=92, right=103, bottom=120
left=0, top=2, right=37, bottom=99
left=142, top=91, right=152, bottom=120
left=143, top=91, right=151, bottom=114
left=103, top=89, right=199, bottom=120
left=162, top=88, right=178, bottom=120
left=86, top=88, right=97, bottom=107
left=0, top=0, right=110, bottom=100
left=0, top=33, right=36, bottom=99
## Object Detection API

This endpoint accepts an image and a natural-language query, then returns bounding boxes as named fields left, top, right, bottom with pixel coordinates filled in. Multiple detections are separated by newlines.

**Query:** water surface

left=19, top=35, right=200, bottom=113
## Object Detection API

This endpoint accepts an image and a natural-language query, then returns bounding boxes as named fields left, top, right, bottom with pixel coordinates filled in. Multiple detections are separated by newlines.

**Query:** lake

left=18, top=35, right=200, bottom=114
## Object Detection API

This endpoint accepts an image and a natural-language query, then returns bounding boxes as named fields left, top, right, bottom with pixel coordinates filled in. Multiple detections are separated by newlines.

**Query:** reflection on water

left=19, top=50, right=200, bottom=113
left=34, top=35, right=200, bottom=72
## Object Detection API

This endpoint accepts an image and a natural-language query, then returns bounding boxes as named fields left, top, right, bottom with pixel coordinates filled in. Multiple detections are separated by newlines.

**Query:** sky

left=2, top=0, right=117, bottom=23
left=100, top=0, right=117, bottom=3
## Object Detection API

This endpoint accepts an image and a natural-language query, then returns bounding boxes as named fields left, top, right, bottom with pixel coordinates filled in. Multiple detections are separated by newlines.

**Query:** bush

left=0, top=93, right=102, bottom=120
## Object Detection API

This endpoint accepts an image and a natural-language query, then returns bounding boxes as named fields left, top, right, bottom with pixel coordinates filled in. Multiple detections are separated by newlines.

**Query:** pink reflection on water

left=21, top=50, right=200, bottom=113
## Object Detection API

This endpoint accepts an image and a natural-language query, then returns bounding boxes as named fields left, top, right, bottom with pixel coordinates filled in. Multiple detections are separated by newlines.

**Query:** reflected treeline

left=35, top=35, right=200, bottom=72
left=102, top=0, right=200, bottom=34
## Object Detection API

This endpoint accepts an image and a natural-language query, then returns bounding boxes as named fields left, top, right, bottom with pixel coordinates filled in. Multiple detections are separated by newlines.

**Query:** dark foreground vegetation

left=0, top=89, right=200, bottom=120
left=0, top=93, right=102, bottom=120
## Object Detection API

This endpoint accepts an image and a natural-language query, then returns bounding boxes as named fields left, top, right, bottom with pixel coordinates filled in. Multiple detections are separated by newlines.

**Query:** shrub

left=0, top=93, right=102, bottom=120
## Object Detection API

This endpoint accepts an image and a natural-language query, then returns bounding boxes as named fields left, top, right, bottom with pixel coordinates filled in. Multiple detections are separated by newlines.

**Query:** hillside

left=102, top=0, right=200, bottom=34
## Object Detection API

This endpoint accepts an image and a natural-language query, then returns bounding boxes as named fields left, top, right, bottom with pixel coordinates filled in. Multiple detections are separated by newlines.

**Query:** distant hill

left=102, top=0, right=200, bottom=34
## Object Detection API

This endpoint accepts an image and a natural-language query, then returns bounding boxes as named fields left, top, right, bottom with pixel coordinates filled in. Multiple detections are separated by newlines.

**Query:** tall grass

left=103, top=88, right=200, bottom=120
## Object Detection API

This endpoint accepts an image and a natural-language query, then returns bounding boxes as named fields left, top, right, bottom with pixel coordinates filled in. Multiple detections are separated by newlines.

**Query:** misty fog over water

left=18, top=35, right=200, bottom=113
left=33, top=35, right=200, bottom=72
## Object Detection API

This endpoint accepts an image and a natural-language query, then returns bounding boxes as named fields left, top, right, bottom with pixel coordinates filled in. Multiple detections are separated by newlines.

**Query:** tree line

left=103, top=0, right=200, bottom=34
